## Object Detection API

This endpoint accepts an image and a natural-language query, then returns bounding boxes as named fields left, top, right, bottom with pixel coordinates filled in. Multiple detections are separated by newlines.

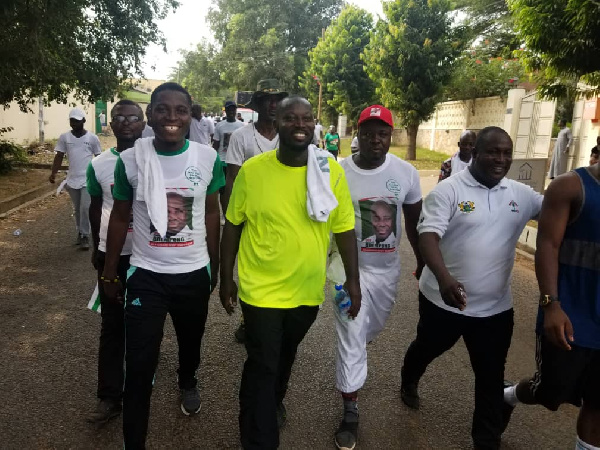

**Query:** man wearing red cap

left=333, top=105, right=423, bottom=450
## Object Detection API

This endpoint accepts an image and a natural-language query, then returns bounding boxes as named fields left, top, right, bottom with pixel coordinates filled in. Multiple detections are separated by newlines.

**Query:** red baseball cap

left=358, top=105, right=394, bottom=128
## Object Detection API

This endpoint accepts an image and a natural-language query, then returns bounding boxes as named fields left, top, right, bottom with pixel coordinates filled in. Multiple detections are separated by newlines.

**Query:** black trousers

left=239, top=301, right=319, bottom=450
left=95, top=251, right=130, bottom=401
left=401, top=292, right=514, bottom=450
left=123, top=266, right=211, bottom=450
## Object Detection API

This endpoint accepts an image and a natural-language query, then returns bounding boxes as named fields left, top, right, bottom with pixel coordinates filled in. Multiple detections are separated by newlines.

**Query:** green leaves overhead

left=0, top=0, right=178, bottom=111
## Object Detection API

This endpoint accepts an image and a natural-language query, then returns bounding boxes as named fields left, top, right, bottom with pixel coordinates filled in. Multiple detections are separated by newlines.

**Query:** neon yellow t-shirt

left=226, top=150, right=355, bottom=308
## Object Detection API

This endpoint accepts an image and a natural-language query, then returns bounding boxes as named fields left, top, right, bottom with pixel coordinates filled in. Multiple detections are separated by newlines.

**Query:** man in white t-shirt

left=400, top=127, right=543, bottom=450
left=313, top=119, right=324, bottom=147
left=438, top=130, right=476, bottom=182
left=334, top=105, right=423, bottom=450
left=49, top=107, right=102, bottom=250
left=101, top=83, right=225, bottom=448
left=141, top=104, right=154, bottom=138
left=86, top=99, right=145, bottom=424
left=223, top=79, right=288, bottom=343
left=189, top=104, right=214, bottom=145
left=213, top=101, right=244, bottom=214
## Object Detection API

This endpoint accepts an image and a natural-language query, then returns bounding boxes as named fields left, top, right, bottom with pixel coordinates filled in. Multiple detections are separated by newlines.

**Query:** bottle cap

left=334, top=284, right=343, bottom=291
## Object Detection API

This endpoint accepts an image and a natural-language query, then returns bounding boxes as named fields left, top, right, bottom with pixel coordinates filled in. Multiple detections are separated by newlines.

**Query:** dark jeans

left=123, top=266, right=211, bottom=450
left=239, top=301, right=319, bottom=450
left=95, top=251, right=130, bottom=401
left=401, top=292, right=514, bottom=450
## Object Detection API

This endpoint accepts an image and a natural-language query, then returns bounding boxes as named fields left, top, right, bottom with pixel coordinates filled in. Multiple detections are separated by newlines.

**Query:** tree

left=0, top=0, right=178, bottom=111
left=207, top=0, right=342, bottom=91
left=300, top=5, right=377, bottom=128
left=445, top=44, right=526, bottom=102
left=509, top=0, right=600, bottom=97
left=171, top=41, right=232, bottom=114
left=363, top=0, right=465, bottom=160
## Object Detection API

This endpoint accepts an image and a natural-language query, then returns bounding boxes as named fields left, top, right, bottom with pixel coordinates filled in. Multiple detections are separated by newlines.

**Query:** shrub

left=0, top=140, right=28, bottom=175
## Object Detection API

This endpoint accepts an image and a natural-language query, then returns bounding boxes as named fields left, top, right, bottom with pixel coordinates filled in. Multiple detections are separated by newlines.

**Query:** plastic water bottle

left=334, top=284, right=352, bottom=322
left=13, top=229, right=21, bottom=236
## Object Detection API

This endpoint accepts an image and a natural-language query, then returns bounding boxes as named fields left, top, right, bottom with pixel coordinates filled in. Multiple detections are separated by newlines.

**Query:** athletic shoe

left=501, top=380, right=515, bottom=433
left=75, top=233, right=82, bottom=246
left=276, top=402, right=287, bottom=429
left=180, top=387, right=201, bottom=416
left=80, top=235, right=90, bottom=251
left=334, top=414, right=358, bottom=450
left=401, top=383, right=420, bottom=410
left=87, top=399, right=122, bottom=424
left=234, top=323, right=246, bottom=343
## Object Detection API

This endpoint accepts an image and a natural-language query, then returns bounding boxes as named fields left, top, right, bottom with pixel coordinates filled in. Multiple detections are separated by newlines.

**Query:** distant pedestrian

left=85, top=99, right=145, bottom=424
left=189, top=104, right=214, bottom=145
left=220, top=96, right=360, bottom=450
left=589, top=136, right=599, bottom=166
left=503, top=161, right=600, bottom=450
left=98, top=111, right=107, bottom=135
left=325, top=125, right=341, bottom=160
left=400, top=127, right=543, bottom=450
left=548, top=119, right=573, bottom=179
left=49, top=108, right=102, bottom=250
left=438, top=130, right=476, bottom=182
left=350, top=135, right=359, bottom=153
left=334, top=105, right=423, bottom=450
left=313, top=119, right=324, bottom=148
left=101, top=83, right=224, bottom=449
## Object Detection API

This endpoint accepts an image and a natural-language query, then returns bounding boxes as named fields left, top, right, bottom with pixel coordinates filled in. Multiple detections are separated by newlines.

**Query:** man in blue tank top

left=503, top=163, right=600, bottom=450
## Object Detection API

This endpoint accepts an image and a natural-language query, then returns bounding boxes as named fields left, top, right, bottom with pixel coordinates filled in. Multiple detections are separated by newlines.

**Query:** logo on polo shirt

left=458, top=200, right=475, bottom=213
left=509, top=200, right=519, bottom=213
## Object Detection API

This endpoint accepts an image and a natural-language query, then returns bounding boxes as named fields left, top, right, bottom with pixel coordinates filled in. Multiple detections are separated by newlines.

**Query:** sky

left=142, top=0, right=385, bottom=80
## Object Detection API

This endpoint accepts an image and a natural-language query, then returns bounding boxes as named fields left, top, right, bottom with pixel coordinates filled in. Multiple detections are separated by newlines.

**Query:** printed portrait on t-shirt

left=149, top=190, right=195, bottom=246
left=222, top=132, right=232, bottom=153
left=359, top=198, right=398, bottom=253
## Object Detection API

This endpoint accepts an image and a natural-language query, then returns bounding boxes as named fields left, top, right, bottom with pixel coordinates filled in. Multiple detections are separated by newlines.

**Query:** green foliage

left=171, top=41, right=233, bottom=113
left=509, top=0, right=600, bottom=97
left=0, top=0, right=178, bottom=111
left=207, top=0, right=342, bottom=91
left=300, top=5, right=377, bottom=127
left=362, top=0, right=465, bottom=159
left=445, top=44, right=526, bottom=101
left=0, top=140, right=27, bottom=175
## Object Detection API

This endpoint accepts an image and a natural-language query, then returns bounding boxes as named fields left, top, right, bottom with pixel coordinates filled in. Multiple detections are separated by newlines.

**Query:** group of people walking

left=49, top=79, right=598, bottom=450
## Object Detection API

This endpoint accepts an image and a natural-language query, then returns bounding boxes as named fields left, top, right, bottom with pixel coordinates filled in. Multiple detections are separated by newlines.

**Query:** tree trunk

left=406, top=123, right=418, bottom=160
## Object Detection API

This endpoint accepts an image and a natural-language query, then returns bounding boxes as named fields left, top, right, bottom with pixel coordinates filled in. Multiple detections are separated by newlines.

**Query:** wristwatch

left=539, top=294, right=559, bottom=307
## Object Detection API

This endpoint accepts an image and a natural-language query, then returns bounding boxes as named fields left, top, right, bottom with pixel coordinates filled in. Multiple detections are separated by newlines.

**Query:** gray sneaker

left=80, top=235, right=90, bottom=251
left=180, top=387, right=201, bottom=416
left=87, top=399, right=122, bottom=424
left=335, top=410, right=358, bottom=450
left=75, top=233, right=83, bottom=246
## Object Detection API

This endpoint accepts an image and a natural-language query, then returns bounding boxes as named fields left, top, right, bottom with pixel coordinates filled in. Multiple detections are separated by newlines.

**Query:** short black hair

left=110, top=99, right=143, bottom=118
left=592, top=146, right=600, bottom=156
left=151, top=82, right=192, bottom=106
left=474, top=126, right=511, bottom=154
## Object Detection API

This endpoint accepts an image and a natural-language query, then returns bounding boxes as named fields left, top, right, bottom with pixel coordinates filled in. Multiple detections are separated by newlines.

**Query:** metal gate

left=514, top=92, right=556, bottom=159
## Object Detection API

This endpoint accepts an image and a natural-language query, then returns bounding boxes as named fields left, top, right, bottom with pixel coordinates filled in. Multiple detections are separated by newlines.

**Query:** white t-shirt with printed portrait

left=55, top=131, right=102, bottom=189
left=341, top=153, right=422, bottom=274
left=213, top=119, right=245, bottom=163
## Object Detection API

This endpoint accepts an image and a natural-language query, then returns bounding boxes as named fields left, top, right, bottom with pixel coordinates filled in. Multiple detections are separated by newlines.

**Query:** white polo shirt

left=418, top=168, right=543, bottom=317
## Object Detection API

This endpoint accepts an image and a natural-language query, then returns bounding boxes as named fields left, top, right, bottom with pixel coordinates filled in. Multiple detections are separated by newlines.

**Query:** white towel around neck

left=306, top=144, right=338, bottom=222
left=134, top=137, right=168, bottom=238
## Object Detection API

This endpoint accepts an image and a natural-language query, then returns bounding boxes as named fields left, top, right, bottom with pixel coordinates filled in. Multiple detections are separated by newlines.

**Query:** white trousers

left=335, top=268, right=400, bottom=393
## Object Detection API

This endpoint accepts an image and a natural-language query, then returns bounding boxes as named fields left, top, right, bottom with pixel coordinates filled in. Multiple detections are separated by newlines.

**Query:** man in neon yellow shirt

left=220, top=96, right=361, bottom=450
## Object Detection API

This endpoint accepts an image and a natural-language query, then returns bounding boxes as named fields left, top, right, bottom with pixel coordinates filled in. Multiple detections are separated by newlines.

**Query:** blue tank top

left=536, top=167, right=600, bottom=349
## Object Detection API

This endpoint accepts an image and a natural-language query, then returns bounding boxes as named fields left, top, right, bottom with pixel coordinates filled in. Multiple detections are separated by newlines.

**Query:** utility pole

left=318, top=82, right=322, bottom=122
left=38, top=96, right=44, bottom=144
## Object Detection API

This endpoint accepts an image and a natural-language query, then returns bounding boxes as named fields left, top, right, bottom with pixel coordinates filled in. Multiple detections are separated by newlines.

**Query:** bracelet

left=100, top=275, right=120, bottom=284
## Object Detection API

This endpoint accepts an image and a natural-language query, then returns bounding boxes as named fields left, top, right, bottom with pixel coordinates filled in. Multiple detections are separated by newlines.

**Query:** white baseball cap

left=68, top=108, right=86, bottom=121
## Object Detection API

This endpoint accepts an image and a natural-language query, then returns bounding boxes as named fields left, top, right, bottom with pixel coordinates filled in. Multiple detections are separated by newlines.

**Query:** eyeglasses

left=111, top=115, right=141, bottom=123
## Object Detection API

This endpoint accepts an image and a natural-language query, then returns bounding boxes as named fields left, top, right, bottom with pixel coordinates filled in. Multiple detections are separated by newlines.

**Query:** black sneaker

left=234, top=322, right=246, bottom=343
left=401, top=383, right=420, bottom=410
left=502, top=380, right=516, bottom=433
left=75, top=233, right=83, bottom=246
left=180, top=387, right=201, bottom=416
left=87, top=399, right=122, bottom=424
left=334, top=414, right=358, bottom=450
left=80, top=235, right=90, bottom=251
left=276, top=402, right=287, bottom=429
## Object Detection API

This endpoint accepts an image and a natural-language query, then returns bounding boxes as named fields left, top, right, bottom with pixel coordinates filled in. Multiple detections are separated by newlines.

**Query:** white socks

left=503, top=384, right=520, bottom=407
left=576, top=436, right=600, bottom=450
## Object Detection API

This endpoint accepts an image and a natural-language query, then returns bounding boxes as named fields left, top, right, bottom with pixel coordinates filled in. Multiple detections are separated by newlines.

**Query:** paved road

left=0, top=177, right=578, bottom=449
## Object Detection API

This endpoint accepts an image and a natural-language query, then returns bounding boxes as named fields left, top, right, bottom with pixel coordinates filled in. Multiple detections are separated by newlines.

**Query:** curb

left=0, top=178, right=65, bottom=219
left=14, top=162, right=68, bottom=170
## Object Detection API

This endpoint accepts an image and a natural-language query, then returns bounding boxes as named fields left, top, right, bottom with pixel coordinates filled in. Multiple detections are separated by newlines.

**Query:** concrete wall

left=0, top=95, right=97, bottom=144
left=391, top=96, right=507, bottom=155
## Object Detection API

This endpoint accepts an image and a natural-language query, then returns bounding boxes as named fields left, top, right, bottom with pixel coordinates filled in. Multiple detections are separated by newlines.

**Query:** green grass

left=121, top=90, right=151, bottom=103
left=339, top=137, right=447, bottom=170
